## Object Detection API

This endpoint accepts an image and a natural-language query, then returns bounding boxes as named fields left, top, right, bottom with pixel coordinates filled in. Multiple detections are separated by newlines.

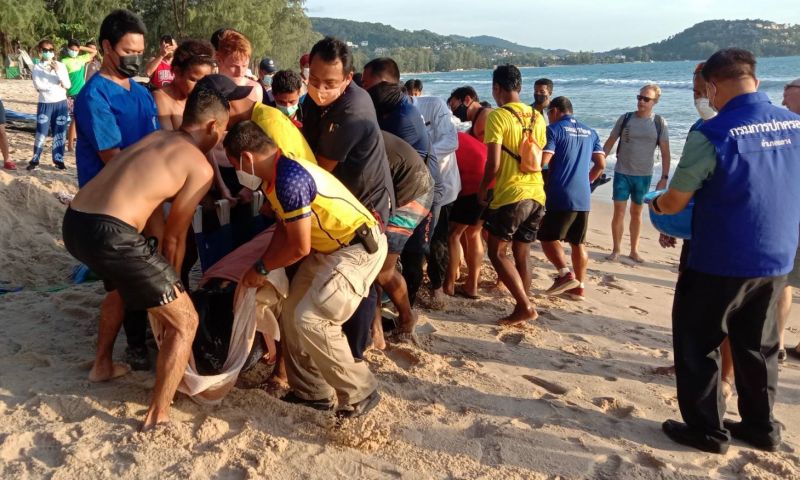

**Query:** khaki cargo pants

left=281, top=225, right=387, bottom=405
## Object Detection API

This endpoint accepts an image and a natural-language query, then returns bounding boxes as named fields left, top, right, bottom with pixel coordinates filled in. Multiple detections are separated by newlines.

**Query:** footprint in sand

left=385, top=347, right=422, bottom=371
left=592, top=454, right=623, bottom=479
left=592, top=397, right=637, bottom=418
left=628, top=305, right=649, bottom=316
left=522, top=375, right=570, bottom=395
left=497, top=331, right=524, bottom=346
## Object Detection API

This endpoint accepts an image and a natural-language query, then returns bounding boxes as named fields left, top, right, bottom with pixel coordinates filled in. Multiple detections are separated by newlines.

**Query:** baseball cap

left=786, top=78, right=800, bottom=89
left=196, top=74, right=252, bottom=101
left=259, top=57, right=277, bottom=74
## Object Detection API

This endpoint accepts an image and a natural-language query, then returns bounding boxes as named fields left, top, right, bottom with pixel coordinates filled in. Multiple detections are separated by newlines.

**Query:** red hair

left=217, top=30, right=251, bottom=60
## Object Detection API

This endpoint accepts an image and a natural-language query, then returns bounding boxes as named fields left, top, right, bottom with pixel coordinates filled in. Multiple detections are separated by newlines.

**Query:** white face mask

left=694, top=98, right=717, bottom=120
left=236, top=156, right=262, bottom=191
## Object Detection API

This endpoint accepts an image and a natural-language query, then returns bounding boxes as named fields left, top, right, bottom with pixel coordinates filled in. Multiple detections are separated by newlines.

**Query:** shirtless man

left=62, top=86, right=229, bottom=430
left=152, top=40, right=215, bottom=130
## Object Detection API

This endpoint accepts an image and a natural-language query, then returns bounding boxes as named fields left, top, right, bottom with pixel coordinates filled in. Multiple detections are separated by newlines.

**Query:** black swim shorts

left=62, top=208, right=184, bottom=310
left=483, top=199, right=545, bottom=243
left=537, top=211, right=589, bottom=245
left=450, top=190, right=493, bottom=226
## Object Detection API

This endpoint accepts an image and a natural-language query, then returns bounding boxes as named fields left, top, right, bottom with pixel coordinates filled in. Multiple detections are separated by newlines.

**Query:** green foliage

left=1, top=0, right=319, bottom=74
left=607, top=20, right=800, bottom=61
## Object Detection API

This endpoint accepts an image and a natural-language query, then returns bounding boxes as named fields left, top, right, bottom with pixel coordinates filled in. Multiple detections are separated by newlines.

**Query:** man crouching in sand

left=62, top=86, right=229, bottom=430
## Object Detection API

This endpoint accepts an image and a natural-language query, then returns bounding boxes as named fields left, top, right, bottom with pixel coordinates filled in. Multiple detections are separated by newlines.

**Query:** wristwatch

left=253, top=259, right=270, bottom=276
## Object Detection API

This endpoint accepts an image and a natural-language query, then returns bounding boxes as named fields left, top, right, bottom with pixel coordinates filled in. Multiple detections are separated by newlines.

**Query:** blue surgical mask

left=67, top=50, right=79, bottom=58
left=42, top=51, right=54, bottom=61
left=277, top=104, right=299, bottom=118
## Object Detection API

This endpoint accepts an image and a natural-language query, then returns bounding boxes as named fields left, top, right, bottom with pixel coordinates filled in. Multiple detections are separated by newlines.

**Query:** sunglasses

left=637, top=95, right=654, bottom=103
left=41, top=47, right=54, bottom=52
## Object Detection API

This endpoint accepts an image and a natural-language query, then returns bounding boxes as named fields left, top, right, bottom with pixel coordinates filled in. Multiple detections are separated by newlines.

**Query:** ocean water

left=406, top=56, right=800, bottom=179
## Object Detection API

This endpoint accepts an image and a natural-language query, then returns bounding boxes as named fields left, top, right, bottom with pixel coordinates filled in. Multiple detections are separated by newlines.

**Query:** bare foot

left=428, top=289, right=447, bottom=310
left=499, top=305, right=538, bottom=327
left=393, top=331, right=420, bottom=346
left=443, top=284, right=455, bottom=296
left=140, top=410, right=169, bottom=432
left=372, top=321, right=387, bottom=351
left=722, top=379, right=734, bottom=401
left=606, top=252, right=620, bottom=261
left=628, top=252, right=645, bottom=263
left=88, top=362, right=131, bottom=382
left=397, top=311, right=418, bottom=335
left=652, top=365, right=675, bottom=376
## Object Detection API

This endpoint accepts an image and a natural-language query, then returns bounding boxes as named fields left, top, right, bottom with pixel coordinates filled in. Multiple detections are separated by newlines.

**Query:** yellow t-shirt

left=265, top=157, right=376, bottom=254
left=483, top=102, right=546, bottom=209
left=251, top=103, right=316, bottom=163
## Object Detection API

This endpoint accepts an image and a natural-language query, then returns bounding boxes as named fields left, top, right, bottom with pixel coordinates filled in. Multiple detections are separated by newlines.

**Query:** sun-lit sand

left=1, top=78, right=798, bottom=479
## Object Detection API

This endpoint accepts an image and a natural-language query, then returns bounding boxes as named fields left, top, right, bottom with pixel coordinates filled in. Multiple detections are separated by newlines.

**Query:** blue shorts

left=612, top=173, right=652, bottom=205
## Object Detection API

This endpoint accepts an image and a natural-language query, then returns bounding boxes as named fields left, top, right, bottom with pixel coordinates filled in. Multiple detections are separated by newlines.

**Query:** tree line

left=1, top=0, right=320, bottom=74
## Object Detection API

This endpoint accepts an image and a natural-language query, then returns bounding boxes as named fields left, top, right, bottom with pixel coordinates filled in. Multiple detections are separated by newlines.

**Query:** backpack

left=616, top=112, right=665, bottom=155
left=500, top=106, right=542, bottom=173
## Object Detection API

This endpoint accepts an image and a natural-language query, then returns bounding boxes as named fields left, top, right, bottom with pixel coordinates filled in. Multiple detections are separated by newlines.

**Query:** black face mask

left=533, top=93, right=549, bottom=107
left=453, top=103, right=469, bottom=122
left=116, top=52, right=143, bottom=78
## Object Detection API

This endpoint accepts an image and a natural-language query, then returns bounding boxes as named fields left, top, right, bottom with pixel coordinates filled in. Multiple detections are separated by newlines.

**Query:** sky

left=305, top=0, right=800, bottom=52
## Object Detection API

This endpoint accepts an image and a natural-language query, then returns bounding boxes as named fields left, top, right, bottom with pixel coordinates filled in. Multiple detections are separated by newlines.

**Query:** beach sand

left=1, top=78, right=799, bottom=479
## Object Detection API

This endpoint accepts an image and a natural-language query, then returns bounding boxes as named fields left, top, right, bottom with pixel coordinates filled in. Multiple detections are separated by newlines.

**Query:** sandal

left=3, top=161, right=16, bottom=170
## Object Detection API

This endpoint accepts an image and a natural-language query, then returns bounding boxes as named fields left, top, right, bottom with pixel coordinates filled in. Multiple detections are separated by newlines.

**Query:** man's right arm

left=650, top=131, right=716, bottom=215
left=144, top=56, right=163, bottom=77
left=603, top=116, right=623, bottom=156
left=163, top=161, right=214, bottom=271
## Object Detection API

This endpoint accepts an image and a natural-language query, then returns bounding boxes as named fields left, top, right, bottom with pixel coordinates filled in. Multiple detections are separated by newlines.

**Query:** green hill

left=605, top=19, right=800, bottom=61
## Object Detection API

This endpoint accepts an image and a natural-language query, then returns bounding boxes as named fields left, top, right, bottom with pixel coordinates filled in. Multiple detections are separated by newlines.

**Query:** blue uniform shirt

left=543, top=115, right=603, bottom=211
left=74, top=75, right=159, bottom=187
left=691, top=92, right=800, bottom=277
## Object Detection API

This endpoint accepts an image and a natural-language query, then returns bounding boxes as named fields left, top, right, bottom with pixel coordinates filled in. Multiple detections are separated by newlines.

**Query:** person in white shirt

left=27, top=39, right=71, bottom=171
left=410, top=94, right=460, bottom=308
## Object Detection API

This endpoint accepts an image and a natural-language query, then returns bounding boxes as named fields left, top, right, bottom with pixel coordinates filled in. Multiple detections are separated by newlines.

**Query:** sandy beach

left=1, top=78, right=799, bottom=479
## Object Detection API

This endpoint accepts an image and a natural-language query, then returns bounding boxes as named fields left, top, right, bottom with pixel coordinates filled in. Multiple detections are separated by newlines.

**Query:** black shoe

left=662, top=419, right=729, bottom=454
left=54, top=162, right=66, bottom=170
left=125, top=346, right=151, bottom=371
left=336, top=390, right=381, bottom=419
left=26, top=162, right=38, bottom=171
left=778, top=348, right=787, bottom=364
left=723, top=420, right=781, bottom=452
left=281, top=391, right=335, bottom=411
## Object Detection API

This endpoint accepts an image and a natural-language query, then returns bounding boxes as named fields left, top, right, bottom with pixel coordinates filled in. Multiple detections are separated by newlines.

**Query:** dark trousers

left=672, top=269, right=783, bottom=445
left=427, top=202, right=452, bottom=290
left=123, top=309, right=148, bottom=349
left=32, top=100, right=68, bottom=165
left=400, top=209, right=434, bottom=306
left=343, top=284, right=378, bottom=360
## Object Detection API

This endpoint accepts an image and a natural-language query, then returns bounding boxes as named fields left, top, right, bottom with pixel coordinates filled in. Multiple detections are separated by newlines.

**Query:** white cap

left=785, top=78, right=800, bottom=89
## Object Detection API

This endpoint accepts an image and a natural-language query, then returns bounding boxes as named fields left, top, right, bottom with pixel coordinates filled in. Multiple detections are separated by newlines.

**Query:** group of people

left=3, top=8, right=799, bottom=456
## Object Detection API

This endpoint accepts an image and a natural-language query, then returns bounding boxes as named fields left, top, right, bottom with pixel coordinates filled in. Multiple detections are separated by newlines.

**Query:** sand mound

left=0, top=170, right=78, bottom=288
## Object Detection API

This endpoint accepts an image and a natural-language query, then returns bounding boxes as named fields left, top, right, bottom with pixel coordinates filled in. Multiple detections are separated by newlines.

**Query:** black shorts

left=450, top=191, right=491, bottom=226
left=62, top=208, right=184, bottom=310
left=484, top=199, right=545, bottom=243
left=537, top=211, right=589, bottom=244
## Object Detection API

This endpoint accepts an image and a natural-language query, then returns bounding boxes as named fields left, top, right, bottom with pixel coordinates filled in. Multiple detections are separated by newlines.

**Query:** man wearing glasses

left=603, top=84, right=671, bottom=263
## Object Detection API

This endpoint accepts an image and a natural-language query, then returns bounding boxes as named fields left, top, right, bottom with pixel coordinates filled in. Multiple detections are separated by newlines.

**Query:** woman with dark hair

left=152, top=39, right=216, bottom=130
left=26, top=39, right=70, bottom=171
